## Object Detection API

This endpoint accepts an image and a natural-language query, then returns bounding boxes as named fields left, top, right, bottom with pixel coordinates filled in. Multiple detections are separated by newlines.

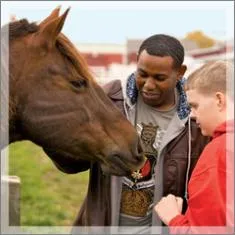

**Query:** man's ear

left=177, top=65, right=187, bottom=80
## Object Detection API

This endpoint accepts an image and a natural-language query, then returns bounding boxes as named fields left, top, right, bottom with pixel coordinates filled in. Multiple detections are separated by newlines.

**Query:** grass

left=8, top=141, right=89, bottom=226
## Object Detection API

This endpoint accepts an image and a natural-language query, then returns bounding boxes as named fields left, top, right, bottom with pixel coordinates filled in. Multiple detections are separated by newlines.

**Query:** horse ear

left=37, top=7, right=70, bottom=49
left=39, top=6, right=61, bottom=28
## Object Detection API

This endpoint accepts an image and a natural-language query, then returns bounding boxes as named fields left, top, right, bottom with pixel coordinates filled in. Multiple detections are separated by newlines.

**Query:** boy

left=154, top=60, right=234, bottom=234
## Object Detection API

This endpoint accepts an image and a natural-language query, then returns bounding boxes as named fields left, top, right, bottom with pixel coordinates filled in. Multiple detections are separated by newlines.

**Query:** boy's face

left=186, top=89, right=221, bottom=136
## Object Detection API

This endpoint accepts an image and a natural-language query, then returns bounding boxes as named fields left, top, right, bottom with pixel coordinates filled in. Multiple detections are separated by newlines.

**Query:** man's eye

left=137, top=72, right=148, bottom=78
left=157, top=77, right=166, bottom=81
left=153, top=75, right=166, bottom=81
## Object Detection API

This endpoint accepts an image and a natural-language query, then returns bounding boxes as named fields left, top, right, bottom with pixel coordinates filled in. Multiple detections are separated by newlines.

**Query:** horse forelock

left=8, top=19, right=39, bottom=41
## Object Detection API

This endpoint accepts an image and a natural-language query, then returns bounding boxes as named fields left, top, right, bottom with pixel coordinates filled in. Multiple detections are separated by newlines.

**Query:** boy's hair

left=137, top=34, right=184, bottom=69
left=185, top=60, right=234, bottom=99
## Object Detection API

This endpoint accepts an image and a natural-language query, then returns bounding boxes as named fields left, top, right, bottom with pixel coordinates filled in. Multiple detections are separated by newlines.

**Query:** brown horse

left=1, top=7, right=144, bottom=176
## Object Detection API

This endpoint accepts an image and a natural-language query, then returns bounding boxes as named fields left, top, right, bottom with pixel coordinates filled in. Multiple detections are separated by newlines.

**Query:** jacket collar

left=126, top=73, right=190, bottom=120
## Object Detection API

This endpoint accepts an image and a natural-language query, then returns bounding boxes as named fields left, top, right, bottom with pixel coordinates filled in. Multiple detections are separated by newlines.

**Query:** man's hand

left=154, top=194, right=183, bottom=225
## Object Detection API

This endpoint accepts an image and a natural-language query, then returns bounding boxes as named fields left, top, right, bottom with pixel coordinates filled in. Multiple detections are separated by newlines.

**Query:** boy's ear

left=215, top=92, right=226, bottom=111
left=177, top=65, right=187, bottom=80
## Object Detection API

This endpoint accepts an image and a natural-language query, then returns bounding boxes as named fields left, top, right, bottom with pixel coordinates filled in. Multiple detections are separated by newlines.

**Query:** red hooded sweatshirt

left=169, top=120, right=234, bottom=234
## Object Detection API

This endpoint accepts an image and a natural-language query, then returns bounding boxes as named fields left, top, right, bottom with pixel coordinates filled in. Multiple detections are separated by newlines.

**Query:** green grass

left=8, top=141, right=89, bottom=226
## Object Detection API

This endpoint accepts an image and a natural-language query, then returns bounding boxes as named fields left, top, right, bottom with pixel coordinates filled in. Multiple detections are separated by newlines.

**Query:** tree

left=185, top=31, right=215, bottom=48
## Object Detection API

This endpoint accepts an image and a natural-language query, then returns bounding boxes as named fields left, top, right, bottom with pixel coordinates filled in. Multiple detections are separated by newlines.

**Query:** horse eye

left=70, top=79, right=87, bottom=89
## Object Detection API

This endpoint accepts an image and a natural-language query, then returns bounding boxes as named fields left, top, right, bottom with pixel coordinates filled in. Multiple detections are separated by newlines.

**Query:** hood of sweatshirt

left=124, top=73, right=190, bottom=120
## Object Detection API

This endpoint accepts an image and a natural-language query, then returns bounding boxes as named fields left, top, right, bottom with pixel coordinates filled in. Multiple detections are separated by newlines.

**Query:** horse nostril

left=108, top=152, right=134, bottom=164
left=135, top=153, right=144, bottom=162
left=109, top=153, right=119, bottom=159
left=108, top=152, right=122, bottom=162
left=108, top=152, right=130, bottom=168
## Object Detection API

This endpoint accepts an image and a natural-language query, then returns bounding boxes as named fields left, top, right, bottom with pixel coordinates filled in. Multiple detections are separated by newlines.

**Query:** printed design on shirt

left=130, top=122, right=158, bottom=183
left=120, top=185, right=154, bottom=217
left=140, top=122, right=158, bottom=155
left=121, top=123, right=159, bottom=217
left=153, top=128, right=166, bottom=151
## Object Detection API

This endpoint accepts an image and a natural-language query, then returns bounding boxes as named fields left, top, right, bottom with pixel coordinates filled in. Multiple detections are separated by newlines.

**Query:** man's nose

left=144, top=77, right=156, bottom=90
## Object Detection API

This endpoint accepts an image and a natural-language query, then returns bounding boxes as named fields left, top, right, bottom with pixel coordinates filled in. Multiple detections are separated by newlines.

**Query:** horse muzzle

left=100, top=151, right=145, bottom=176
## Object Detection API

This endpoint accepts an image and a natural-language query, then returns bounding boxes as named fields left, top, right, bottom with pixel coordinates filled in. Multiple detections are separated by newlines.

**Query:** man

left=73, top=34, right=209, bottom=234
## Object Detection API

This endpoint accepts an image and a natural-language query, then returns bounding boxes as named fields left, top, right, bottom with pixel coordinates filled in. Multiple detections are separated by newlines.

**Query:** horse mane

left=6, top=19, right=94, bottom=82
left=56, top=34, right=94, bottom=82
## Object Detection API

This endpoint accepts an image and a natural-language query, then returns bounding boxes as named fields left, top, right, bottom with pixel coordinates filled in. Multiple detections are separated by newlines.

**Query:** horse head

left=2, top=7, right=145, bottom=176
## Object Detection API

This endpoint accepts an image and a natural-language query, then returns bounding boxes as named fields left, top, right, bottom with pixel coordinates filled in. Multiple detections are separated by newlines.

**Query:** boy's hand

left=176, top=196, right=183, bottom=213
left=154, top=194, right=182, bottom=225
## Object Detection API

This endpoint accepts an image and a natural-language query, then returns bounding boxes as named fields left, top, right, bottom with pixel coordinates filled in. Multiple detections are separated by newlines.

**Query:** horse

left=1, top=7, right=144, bottom=176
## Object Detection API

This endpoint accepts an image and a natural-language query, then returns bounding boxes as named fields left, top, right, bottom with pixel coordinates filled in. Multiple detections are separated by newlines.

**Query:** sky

left=1, top=1, right=234, bottom=45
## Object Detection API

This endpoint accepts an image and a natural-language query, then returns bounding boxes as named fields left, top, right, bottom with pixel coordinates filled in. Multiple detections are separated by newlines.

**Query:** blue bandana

left=126, top=73, right=190, bottom=120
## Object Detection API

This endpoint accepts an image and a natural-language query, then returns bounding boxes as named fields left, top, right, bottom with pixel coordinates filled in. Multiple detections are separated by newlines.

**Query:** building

left=75, top=38, right=234, bottom=83
left=76, top=43, right=125, bottom=68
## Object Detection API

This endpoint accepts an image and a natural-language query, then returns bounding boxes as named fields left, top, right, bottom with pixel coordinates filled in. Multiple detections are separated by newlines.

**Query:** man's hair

left=137, top=34, right=185, bottom=68
left=185, top=60, right=234, bottom=99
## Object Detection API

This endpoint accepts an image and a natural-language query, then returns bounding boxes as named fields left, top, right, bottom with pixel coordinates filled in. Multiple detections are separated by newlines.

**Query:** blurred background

left=2, top=0, right=234, bottom=229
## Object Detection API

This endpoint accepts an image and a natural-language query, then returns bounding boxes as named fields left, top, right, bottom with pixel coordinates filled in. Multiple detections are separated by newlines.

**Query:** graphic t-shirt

left=119, top=94, right=177, bottom=231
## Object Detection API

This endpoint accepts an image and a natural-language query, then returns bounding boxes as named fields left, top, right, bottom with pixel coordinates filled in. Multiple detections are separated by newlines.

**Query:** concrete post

left=5, top=176, right=21, bottom=226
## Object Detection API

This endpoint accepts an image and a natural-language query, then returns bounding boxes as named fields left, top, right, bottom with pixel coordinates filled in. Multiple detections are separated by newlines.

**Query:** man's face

left=186, top=89, right=219, bottom=136
left=136, top=50, right=185, bottom=110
